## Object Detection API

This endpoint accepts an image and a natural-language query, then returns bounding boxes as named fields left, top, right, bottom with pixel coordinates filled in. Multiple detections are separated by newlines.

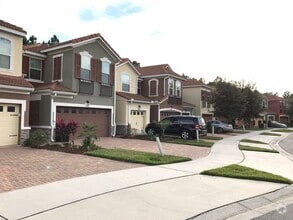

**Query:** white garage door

left=130, top=110, right=145, bottom=134
left=0, top=104, right=20, bottom=146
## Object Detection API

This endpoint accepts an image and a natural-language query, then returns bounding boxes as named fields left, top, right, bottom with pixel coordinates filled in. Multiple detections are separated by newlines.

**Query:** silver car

left=207, top=120, right=233, bottom=133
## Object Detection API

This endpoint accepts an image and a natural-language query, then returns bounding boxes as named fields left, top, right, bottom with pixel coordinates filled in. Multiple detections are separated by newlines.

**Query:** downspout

left=50, top=95, right=55, bottom=142
left=112, top=64, right=117, bottom=136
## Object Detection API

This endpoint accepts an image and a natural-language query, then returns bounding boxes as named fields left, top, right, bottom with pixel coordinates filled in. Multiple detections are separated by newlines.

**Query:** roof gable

left=138, top=64, right=185, bottom=80
left=0, top=19, right=27, bottom=36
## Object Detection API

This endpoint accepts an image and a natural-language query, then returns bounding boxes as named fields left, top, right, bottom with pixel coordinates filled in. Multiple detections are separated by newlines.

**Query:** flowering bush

left=55, top=117, right=78, bottom=142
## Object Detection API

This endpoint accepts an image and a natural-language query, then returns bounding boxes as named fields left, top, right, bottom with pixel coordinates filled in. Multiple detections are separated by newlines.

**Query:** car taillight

left=195, top=124, right=200, bottom=129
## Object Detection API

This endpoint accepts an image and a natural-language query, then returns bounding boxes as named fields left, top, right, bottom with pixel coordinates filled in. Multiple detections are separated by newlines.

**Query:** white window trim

left=0, top=35, right=14, bottom=72
left=79, top=51, right=92, bottom=81
left=29, top=57, right=42, bottom=81
left=148, top=79, right=158, bottom=97
left=101, top=57, right=111, bottom=84
left=168, top=78, right=174, bottom=96
left=52, top=54, right=63, bottom=82
left=121, top=72, right=130, bottom=92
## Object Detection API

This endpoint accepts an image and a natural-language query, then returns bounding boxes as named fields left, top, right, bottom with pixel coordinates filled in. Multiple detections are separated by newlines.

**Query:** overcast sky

left=1, top=0, right=292, bottom=95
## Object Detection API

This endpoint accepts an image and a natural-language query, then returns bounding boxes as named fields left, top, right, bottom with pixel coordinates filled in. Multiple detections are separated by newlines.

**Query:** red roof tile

left=0, top=19, right=26, bottom=34
left=138, top=64, right=185, bottom=79
left=116, top=92, right=152, bottom=102
left=24, top=44, right=49, bottom=53
left=33, top=82, right=75, bottom=93
left=264, top=93, right=283, bottom=101
left=182, top=78, right=205, bottom=86
left=0, top=74, right=33, bottom=88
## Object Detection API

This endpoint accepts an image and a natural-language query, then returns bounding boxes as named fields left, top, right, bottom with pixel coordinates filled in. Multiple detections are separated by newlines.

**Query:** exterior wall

left=0, top=31, right=23, bottom=76
left=116, top=95, right=127, bottom=126
left=116, top=63, right=138, bottom=93
left=39, top=95, right=52, bottom=126
left=150, top=105, right=159, bottom=122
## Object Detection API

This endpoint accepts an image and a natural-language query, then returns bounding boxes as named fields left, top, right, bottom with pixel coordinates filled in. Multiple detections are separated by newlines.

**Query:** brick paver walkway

left=0, top=137, right=211, bottom=193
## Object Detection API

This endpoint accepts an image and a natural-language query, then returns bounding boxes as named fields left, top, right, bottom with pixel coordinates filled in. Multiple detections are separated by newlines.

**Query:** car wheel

left=147, top=128, right=155, bottom=136
left=217, top=127, right=224, bottom=133
left=181, top=130, right=191, bottom=140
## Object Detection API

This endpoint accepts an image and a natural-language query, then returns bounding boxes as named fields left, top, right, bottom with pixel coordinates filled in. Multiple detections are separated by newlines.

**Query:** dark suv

left=145, top=115, right=207, bottom=139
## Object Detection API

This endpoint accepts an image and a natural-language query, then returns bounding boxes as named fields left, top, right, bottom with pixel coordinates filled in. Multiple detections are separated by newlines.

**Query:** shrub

left=78, top=123, right=99, bottom=151
left=55, top=117, right=78, bottom=142
left=24, top=129, right=48, bottom=147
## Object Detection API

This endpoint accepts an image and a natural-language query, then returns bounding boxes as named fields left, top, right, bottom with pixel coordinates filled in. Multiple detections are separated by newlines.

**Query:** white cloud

left=1, top=0, right=292, bottom=95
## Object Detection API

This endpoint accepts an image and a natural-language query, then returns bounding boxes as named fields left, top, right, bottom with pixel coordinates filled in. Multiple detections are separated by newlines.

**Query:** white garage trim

left=160, top=108, right=182, bottom=113
left=0, top=98, right=29, bottom=130
left=51, top=101, right=114, bottom=140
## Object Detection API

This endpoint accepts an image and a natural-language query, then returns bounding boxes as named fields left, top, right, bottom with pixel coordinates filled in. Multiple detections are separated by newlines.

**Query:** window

left=81, top=55, right=91, bottom=81
left=101, top=58, right=110, bottom=84
left=168, top=78, right=174, bottom=96
left=29, top=58, right=42, bottom=80
left=149, top=79, right=158, bottom=96
left=53, top=55, right=62, bottom=81
left=121, top=73, right=130, bottom=92
left=0, top=106, right=3, bottom=112
left=137, top=80, right=141, bottom=94
left=176, top=81, right=181, bottom=97
left=0, top=37, right=11, bottom=69
left=7, top=106, right=15, bottom=112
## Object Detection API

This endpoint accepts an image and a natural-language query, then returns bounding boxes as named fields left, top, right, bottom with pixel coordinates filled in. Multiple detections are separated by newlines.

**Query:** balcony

left=100, top=83, right=112, bottom=97
left=79, top=80, right=94, bottom=95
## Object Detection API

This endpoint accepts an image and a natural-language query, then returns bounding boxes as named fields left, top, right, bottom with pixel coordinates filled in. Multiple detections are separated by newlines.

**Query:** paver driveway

left=0, top=146, right=144, bottom=193
left=0, top=137, right=211, bottom=193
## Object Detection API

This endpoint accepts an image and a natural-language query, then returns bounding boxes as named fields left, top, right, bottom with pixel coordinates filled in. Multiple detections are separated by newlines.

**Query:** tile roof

left=117, top=58, right=132, bottom=66
left=23, top=44, right=49, bottom=53
left=0, top=19, right=26, bottom=34
left=182, top=78, right=205, bottom=86
left=138, top=64, right=185, bottom=79
left=264, top=93, right=283, bottom=101
left=32, top=82, right=76, bottom=93
left=116, top=92, right=152, bottom=102
left=0, top=74, right=33, bottom=88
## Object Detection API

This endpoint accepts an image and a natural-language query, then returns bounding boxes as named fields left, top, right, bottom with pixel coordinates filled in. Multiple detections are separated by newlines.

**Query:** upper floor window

left=101, top=58, right=110, bottom=84
left=0, top=37, right=11, bottom=69
left=29, top=58, right=42, bottom=80
left=168, top=78, right=174, bottom=96
left=176, top=81, right=181, bottom=97
left=137, top=80, right=142, bottom=95
left=53, top=54, right=63, bottom=81
left=81, top=55, right=91, bottom=81
left=121, top=73, right=130, bottom=92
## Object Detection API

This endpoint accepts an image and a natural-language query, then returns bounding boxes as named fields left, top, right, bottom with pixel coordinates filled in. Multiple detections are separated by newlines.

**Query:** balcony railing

left=100, top=83, right=112, bottom=97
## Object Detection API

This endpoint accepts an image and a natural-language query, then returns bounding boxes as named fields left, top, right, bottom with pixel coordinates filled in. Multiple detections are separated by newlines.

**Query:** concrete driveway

left=0, top=137, right=210, bottom=193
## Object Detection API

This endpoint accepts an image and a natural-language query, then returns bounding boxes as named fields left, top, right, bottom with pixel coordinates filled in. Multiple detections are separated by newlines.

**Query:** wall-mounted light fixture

left=138, top=105, right=141, bottom=110
left=85, top=100, right=90, bottom=107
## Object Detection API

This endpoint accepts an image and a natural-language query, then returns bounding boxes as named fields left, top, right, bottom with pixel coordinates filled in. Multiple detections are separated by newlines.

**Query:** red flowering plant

left=55, top=117, right=78, bottom=142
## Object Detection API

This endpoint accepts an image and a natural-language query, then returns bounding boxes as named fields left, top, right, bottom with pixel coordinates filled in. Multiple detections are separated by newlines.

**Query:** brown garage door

left=56, top=107, right=110, bottom=137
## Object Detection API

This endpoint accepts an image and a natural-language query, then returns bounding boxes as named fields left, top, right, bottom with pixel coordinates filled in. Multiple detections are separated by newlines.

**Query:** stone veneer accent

left=116, top=125, right=127, bottom=136
left=20, top=129, right=30, bottom=145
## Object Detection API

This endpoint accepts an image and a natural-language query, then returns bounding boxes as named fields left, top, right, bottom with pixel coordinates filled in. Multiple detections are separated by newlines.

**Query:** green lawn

left=201, top=164, right=292, bottom=184
left=166, top=139, right=214, bottom=147
left=240, top=139, right=267, bottom=144
left=239, top=145, right=279, bottom=153
left=85, top=148, right=191, bottom=165
left=272, top=129, right=293, bottom=133
left=260, top=132, right=281, bottom=136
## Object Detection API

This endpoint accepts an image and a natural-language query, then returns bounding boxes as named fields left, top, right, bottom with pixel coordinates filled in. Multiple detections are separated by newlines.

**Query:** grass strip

left=201, top=136, right=223, bottom=141
left=201, top=164, right=292, bottom=184
left=165, top=139, right=213, bottom=147
left=272, top=129, right=293, bottom=133
left=239, top=145, right=279, bottom=153
left=85, top=148, right=191, bottom=165
left=240, top=139, right=267, bottom=144
left=260, top=132, right=281, bottom=136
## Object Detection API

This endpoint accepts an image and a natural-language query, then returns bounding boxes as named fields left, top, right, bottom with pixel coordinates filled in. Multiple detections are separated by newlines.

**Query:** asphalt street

left=279, top=133, right=293, bottom=155
left=255, top=203, right=293, bottom=220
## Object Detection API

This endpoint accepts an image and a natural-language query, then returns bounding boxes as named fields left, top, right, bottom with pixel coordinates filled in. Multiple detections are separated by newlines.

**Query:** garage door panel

left=57, top=107, right=110, bottom=138
left=0, top=104, right=19, bottom=146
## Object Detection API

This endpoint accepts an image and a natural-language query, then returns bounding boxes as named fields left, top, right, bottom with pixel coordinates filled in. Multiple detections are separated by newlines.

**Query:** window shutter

left=75, top=53, right=81, bottom=79
left=22, top=56, right=29, bottom=78
left=96, top=59, right=102, bottom=82
left=53, top=56, right=61, bottom=80
left=110, top=63, right=115, bottom=85
left=90, top=58, right=96, bottom=81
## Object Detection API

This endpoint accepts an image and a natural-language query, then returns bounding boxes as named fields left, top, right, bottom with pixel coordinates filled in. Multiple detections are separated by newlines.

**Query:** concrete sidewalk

left=0, top=131, right=292, bottom=219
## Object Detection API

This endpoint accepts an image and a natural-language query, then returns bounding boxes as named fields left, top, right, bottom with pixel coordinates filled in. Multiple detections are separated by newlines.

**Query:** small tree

left=55, top=117, right=78, bottom=142
left=78, top=123, right=99, bottom=151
